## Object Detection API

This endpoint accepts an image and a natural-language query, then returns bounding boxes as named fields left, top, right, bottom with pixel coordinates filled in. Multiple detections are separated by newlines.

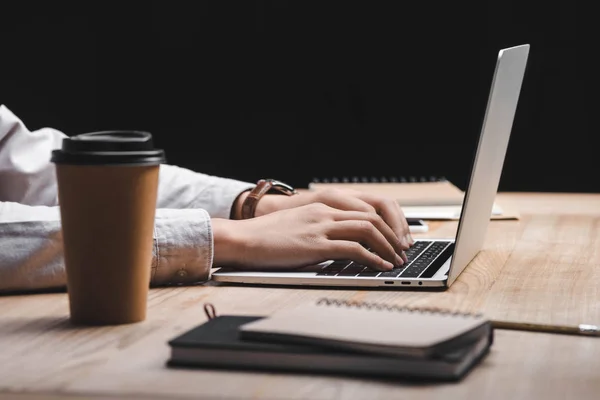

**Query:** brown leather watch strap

left=241, top=179, right=297, bottom=219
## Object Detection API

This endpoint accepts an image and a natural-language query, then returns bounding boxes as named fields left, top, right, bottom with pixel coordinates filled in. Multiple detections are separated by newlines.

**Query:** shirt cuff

left=151, top=208, right=213, bottom=286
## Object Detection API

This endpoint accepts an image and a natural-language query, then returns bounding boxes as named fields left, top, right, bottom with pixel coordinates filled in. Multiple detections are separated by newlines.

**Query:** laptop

left=212, top=44, right=530, bottom=289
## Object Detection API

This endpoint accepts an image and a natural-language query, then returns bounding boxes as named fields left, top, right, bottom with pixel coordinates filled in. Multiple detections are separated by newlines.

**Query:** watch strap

left=241, top=179, right=296, bottom=219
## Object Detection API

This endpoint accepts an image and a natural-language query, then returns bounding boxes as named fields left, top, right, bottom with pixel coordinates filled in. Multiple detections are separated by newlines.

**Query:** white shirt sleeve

left=0, top=104, right=255, bottom=293
left=0, top=105, right=64, bottom=206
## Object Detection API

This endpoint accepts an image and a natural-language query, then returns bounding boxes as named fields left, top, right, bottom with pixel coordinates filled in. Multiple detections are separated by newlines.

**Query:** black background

left=1, top=1, right=596, bottom=192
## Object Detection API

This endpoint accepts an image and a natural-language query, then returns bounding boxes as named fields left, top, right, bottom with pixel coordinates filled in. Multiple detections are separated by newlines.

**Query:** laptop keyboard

left=316, top=240, right=455, bottom=279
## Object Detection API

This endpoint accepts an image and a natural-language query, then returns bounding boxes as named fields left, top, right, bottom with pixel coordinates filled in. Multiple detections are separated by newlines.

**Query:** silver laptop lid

left=447, top=44, right=530, bottom=286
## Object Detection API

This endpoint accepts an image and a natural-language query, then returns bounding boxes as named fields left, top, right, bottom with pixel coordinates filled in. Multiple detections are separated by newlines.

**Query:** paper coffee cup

left=51, top=131, right=166, bottom=325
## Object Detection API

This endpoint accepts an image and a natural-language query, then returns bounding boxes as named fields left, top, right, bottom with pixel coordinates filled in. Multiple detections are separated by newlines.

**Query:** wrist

left=253, top=194, right=284, bottom=217
left=212, top=218, right=248, bottom=266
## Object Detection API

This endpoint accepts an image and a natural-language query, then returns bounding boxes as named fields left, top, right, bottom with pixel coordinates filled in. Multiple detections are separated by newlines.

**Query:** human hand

left=256, top=188, right=413, bottom=261
left=212, top=202, right=408, bottom=272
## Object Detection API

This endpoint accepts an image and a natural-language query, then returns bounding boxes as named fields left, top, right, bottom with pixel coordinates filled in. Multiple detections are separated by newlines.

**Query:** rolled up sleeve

left=0, top=202, right=217, bottom=293
left=152, top=208, right=214, bottom=285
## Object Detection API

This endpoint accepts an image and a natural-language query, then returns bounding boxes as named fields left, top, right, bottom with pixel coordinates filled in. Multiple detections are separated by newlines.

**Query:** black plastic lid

left=51, top=131, right=166, bottom=166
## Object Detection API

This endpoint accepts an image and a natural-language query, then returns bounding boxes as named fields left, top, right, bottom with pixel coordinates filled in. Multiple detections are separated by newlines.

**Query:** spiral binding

left=311, top=176, right=447, bottom=184
left=315, top=298, right=482, bottom=318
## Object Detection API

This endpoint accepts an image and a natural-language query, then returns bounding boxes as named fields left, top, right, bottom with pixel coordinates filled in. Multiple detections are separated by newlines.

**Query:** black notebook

left=167, top=308, right=493, bottom=382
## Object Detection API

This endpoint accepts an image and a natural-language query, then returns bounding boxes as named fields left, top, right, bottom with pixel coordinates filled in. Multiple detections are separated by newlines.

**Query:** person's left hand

left=256, top=188, right=414, bottom=261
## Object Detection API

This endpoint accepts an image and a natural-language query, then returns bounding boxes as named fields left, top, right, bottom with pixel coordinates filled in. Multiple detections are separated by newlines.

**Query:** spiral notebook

left=239, top=298, right=492, bottom=359
left=308, top=176, right=518, bottom=220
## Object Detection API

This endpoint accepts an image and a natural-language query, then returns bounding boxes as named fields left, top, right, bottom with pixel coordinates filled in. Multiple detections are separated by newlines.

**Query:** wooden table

left=2, top=192, right=600, bottom=400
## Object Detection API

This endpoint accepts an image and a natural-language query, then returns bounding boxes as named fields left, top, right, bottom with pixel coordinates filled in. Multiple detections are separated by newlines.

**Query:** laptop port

left=401, top=281, right=411, bottom=285
left=384, top=281, right=394, bottom=285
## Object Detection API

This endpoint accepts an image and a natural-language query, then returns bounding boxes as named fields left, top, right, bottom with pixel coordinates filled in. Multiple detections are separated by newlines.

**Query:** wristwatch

left=241, top=179, right=297, bottom=219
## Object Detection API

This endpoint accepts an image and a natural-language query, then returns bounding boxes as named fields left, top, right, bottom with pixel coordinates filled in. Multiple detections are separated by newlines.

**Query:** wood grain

left=1, top=192, right=600, bottom=400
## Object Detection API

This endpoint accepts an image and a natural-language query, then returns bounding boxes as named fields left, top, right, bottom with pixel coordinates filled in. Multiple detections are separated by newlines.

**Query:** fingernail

left=401, top=251, right=408, bottom=263
left=383, top=261, right=394, bottom=270
left=395, top=254, right=404, bottom=266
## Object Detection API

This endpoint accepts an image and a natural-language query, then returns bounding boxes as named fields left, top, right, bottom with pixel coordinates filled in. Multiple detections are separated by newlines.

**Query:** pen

left=491, top=320, right=600, bottom=337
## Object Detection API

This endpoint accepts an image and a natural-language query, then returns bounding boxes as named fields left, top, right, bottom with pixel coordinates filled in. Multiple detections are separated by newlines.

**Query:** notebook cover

left=167, top=316, right=307, bottom=353
left=239, top=304, right=491, bottom=359
left=167, top=315, right=493, bottom=382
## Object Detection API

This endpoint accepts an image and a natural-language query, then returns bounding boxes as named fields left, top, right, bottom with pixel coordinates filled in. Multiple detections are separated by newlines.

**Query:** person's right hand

left=211, top=202, right=407, bottom=272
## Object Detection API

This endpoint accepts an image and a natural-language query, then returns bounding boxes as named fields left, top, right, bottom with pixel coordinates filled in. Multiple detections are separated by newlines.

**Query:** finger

left=317, top=191, right=376, bottom=214
left=326, top=220, right=404, bottom=266
left=331, top=210, right=408, bottom=254
left=315, top=189, right=411, bottom=247
left=376, top=199, right=411, bottom=244
left=357, top=194, right=413, bottom=246
left=390, top=202, right=413, bottom=246
left=329, top=241, right=395, bottom=271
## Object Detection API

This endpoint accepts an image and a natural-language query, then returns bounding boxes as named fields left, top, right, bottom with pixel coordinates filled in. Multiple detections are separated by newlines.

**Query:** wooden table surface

left=1, top=192, right=600, bottom=400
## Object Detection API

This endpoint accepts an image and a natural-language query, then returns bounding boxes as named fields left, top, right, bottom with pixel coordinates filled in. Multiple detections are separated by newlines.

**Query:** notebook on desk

left=167, top=300, right=493, bottom=382
left=309, top=176, right=518, bottom=220
left=240, top=298, right=492, bottom=359
left=309, top=177, right=465, bottom=207
left=212, top=44, right=530, bottom=290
